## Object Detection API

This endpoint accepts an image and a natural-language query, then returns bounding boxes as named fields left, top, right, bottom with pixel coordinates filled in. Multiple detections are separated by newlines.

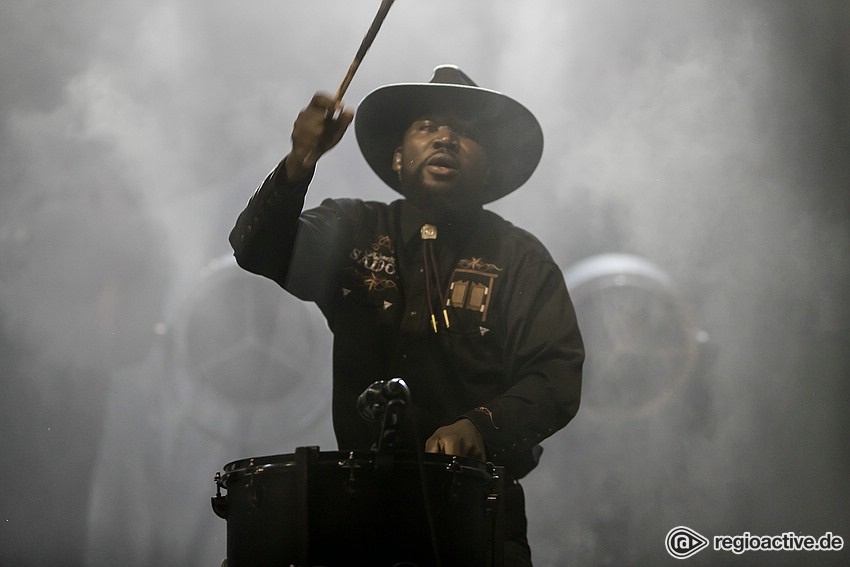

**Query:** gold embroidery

left=459, top=257, right=502, bottom=272
left=351, top=234, right=397, bottom=277
left=373, top=234, right=394, bottom=253
left=362, top=271, right=397, bottom=292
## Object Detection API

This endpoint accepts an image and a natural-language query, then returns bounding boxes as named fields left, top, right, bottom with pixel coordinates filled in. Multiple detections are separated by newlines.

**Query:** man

left=230, top=65, right=584, bottom=565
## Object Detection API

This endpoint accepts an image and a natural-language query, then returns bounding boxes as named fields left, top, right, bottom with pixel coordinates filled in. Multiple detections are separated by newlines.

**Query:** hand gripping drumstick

left=303, top=0, right=396, bottom=166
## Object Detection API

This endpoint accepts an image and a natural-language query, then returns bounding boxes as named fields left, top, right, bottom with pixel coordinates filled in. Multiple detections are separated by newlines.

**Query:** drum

left=212, top=446, right=503, bottom=566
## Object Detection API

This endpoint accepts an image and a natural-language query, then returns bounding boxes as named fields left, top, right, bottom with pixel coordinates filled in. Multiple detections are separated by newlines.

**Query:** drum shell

left=215, top=449, right=499, bottom=566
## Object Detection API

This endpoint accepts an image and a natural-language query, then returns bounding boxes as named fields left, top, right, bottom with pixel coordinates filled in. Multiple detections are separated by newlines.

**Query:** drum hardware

left=443, top=456, right=464, bottom=503
left=248, top=468, right=264, bottom=510
left=294, top=446, right=318, bottom=564
left=485, top=465, right=506, bottom=567
left=484, top=464, right=500, bottom=514
left=338, top=450, right=361, bottom=494
left=212, top=471, right=226, bottom=519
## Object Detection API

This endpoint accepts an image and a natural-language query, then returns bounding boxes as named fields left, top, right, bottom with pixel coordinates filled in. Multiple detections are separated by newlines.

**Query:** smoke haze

left=2, top=1, right=848, bottom=565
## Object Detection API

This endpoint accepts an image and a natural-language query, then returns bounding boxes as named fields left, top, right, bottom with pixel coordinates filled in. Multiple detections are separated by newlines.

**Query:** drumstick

left=302, top=0, right=396, bottom=167
left=335, top=0, right=396, bottom=103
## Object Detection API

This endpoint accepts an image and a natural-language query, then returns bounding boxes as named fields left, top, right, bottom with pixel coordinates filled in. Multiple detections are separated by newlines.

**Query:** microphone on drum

left=357, top=377, right=410, bottom=421
left=357, top=378, right=410, bottom=452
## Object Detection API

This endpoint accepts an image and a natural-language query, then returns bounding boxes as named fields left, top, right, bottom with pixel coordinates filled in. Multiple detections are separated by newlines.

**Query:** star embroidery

left=361, top=272, right=397, bottom=292
left=363, top=274, right=379, bottom=291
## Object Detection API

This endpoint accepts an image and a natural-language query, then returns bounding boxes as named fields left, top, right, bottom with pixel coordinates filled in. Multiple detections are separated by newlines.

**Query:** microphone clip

left=356, top=378, right=410, bottom=452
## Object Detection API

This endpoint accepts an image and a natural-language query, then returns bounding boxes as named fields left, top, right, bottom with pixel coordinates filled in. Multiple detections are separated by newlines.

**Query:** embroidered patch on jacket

left=447, top=257, right=501, bottom=323
left=347, top=234, right=398, bottom=295
left=360, top=271, right=397, bottom=292
left=341, top=234, right=399, bottom=304
left=350, top=234, right=397, bottom=278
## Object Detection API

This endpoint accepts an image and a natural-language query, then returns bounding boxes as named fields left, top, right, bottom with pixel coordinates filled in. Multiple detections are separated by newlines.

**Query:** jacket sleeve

left=229, top=160, right=314, bottom=287
left=462, top=258, right=584, bottom=468
left=229, top=160, right=355, bottom=306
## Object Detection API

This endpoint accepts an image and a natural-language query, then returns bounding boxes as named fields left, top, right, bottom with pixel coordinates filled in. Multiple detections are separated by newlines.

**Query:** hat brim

left=355, top=82, right=543, bottom=205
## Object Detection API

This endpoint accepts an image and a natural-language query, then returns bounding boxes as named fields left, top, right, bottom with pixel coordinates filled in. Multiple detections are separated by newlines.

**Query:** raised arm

left=229, top=93, right=353, bottom=284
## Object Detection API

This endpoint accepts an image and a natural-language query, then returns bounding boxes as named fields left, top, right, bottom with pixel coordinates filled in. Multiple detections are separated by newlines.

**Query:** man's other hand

left=425, top=418, right=487, bottom=462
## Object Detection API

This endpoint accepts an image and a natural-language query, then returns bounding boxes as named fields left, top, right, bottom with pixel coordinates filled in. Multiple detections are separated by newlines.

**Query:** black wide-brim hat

left=355, top=65, right=544, bottom=205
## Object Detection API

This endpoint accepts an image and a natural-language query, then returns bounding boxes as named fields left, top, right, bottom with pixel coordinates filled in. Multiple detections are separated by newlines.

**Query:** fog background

left=1, top=1, right=848, bottom=565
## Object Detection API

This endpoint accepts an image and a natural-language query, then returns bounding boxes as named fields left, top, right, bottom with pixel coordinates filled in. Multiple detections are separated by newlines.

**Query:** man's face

left=392, top=112, right=489, bottom=207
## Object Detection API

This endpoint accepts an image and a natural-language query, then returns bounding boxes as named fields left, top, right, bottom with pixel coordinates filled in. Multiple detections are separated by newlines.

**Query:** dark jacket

left=230, top=163, right=583, bottom=478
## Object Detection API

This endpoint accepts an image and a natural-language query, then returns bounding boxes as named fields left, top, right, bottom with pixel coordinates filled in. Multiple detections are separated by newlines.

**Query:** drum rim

left=219, top=450, right=493, bottom=487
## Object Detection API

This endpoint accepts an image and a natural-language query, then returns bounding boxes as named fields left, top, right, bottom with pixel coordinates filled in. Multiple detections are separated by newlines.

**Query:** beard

left=398, top=162, right=486, bottom=215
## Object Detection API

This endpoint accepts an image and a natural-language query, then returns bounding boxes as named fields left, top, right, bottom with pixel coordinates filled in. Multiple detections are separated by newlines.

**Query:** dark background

left=1, top=1, right=848, bottom=565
